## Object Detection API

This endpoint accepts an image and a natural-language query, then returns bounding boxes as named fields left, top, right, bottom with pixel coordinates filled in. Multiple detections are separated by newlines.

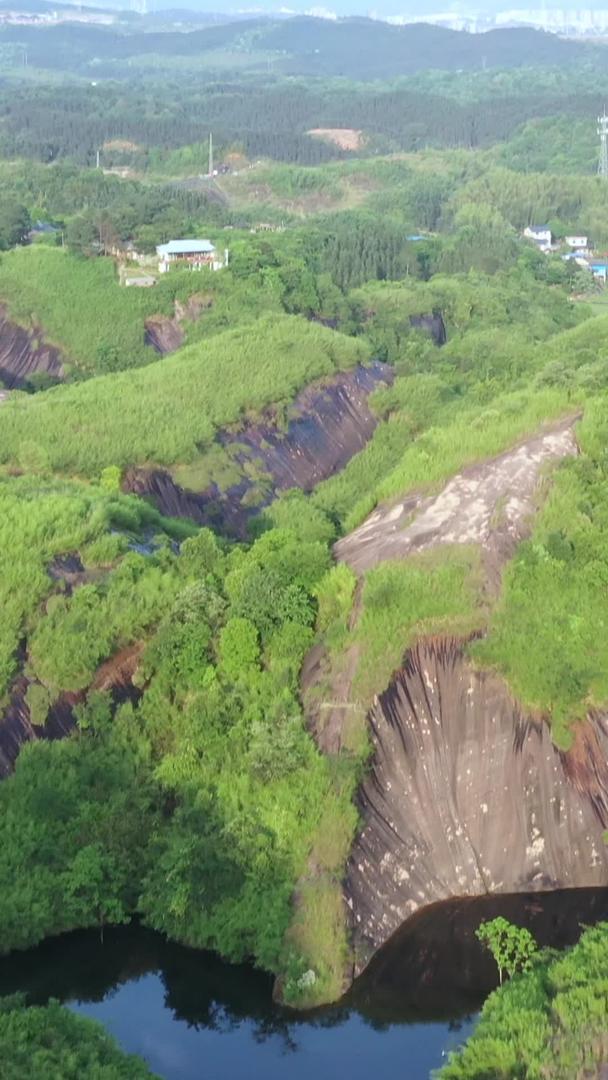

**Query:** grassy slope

left=0, top=247, right=169, bottom=371
left=0, top=246, right=265, bottom=374
left=473, top=399, right=608, bottom=748
left=0, top=474, right=188, bottom=700
left=0, top=314, right=369, bottom=476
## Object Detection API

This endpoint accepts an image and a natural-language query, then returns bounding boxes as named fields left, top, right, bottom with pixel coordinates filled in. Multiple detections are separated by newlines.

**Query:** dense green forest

left=0, top=994, right=156, bottom=1078
left=0, top=16, right=603, bottom=81
left=438, top=922, right=608, bottom=1079
left=3, top=14, right=608, bottom=1077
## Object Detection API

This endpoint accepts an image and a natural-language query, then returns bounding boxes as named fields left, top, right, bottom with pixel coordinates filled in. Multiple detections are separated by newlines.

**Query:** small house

left=590, top=261, right=608, bottom=282
left=124, top=273, right=156, bottom=288
left=565, top=235, right=588, bottom=250
left=523, top=225, right=552, bottom=251
left=156, top=239, right=217, bottom=274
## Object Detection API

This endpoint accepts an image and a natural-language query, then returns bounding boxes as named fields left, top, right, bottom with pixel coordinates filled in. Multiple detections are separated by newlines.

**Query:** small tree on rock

left=476, top=916, right=538, bottom=985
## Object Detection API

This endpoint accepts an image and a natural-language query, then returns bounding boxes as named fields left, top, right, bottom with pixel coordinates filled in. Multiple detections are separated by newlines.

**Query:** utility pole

left=96, top=148, right=100, bottom=169
left=208, top=132, right=213, bottom=177
left=598, top=109, right=608, bottom=179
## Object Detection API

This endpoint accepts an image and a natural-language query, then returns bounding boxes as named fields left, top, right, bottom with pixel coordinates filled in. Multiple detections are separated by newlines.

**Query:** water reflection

left=0, top=888, right=606, bottom=1080
left=349, top=887, right=608, bottom=1022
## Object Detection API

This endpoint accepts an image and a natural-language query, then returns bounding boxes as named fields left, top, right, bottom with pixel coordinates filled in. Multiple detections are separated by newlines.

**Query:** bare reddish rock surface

left=345, top=638, right=608, bottom=978
left=0, top=304, right=65, bottom=388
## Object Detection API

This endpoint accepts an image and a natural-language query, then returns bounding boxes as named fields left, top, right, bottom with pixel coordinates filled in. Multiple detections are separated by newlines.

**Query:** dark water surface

left=2, top=887, right=608, bottom=1080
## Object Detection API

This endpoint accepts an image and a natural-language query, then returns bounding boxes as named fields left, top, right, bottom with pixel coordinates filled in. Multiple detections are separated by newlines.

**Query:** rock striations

left=0, top=304, right=65, bottom=388
left=345, top=637, right=608, bottom=978
left=125, top=362, right=392, bottom=535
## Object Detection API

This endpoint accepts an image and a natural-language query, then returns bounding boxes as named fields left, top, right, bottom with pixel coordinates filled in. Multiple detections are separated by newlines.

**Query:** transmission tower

left=598, top=109, right=608, bottom=179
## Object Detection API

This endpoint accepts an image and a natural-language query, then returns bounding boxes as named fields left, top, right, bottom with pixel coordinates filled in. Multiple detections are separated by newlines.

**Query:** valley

left=2, top=8, right=608, bottom=1078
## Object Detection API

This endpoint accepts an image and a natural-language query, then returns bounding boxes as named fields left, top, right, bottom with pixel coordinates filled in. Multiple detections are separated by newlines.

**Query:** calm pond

left=1, top=888, right=608, bottom=1080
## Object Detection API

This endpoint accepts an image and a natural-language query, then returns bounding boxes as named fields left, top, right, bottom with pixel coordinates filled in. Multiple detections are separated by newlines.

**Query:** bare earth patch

left=308, top=128, right=364, bottom=151
left=335, top=416, right=579, bottom=579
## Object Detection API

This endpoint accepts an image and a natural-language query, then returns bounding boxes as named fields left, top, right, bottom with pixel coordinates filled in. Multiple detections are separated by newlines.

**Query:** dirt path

left=335, top=416, right=579, bottom=578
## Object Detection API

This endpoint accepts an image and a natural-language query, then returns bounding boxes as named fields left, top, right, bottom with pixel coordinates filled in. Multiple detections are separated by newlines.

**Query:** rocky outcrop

left=124, top=362, right=393, bottom=535
left=0, top=643, right=144, bottom=778
left=0, top=676, right=76, bottom=777
left=345, top=637, right=608, bottom=978
left=335, top=416, right=578, bottom=578
left=219, top=361, right=392, bottom=491
left=123, top=466, right=245, bottom=533
left=0, top=304, right=65, bottom=389
left=409, top=312, right=446, bottom=346
left=144, top=294, right=213, bottom=355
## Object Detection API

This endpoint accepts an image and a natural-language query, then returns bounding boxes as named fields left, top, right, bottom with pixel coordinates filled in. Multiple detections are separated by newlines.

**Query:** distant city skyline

left=25, top=0, right=608, bottom=35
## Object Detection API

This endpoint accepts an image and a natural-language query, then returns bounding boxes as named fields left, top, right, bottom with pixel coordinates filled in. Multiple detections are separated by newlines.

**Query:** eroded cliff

left=345, top=637, right=608, bottom=977
left=0, top=644, right=143, bottom=778
left=144, top=294, right=213, bottom=355
left=125, top=361, right=392, bottom=535
left=0, top=304, right=65, bottom=389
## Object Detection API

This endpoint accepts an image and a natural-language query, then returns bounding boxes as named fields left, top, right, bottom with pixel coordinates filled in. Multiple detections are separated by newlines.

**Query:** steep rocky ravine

left=144, top=293, right=213, bottom=355
left=0, top=304, right=65, bottom=388
left=0, top=644, right=143, bottom=778
left=345, top=637, right=608, bottom=979
left=124, top=361, right=393, bottom=535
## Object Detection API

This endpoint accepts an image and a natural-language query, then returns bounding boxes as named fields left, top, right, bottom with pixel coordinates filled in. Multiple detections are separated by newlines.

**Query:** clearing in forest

left=307, top=128, right=364, bottom=150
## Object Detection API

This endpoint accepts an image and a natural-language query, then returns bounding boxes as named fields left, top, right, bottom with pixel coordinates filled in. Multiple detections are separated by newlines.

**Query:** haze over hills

left=7, top=0, right=608, bottom=36
left=0, top=11, right=603, bottom=78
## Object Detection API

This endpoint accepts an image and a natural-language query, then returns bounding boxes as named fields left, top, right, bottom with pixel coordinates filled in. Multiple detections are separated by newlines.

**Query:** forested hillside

left=0, top=17, right=597, bottom=80
left=3, top=13, right=608, bottom=1078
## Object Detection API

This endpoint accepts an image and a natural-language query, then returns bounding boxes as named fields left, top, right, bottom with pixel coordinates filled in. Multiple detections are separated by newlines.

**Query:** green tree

left=0, top=199, right=31, bottom=250
left=0, top=995, right=155, bottom=1079
left=218, top=617, right=260, bottom=680
left=476, top=917, right=538, bottom=985
left=63, top=843, right=129, bottom=941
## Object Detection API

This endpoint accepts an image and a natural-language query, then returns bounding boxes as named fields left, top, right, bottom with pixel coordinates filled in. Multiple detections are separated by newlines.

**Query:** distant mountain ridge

left=0, top=13, right=600, bottom=78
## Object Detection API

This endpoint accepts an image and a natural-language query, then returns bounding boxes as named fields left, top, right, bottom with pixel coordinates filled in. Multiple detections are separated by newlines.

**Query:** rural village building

left=523, top=225, right=552, bottom=251
left=156, top=239, right=226, bottom=273
left=565, top=234, right=589, bottom=249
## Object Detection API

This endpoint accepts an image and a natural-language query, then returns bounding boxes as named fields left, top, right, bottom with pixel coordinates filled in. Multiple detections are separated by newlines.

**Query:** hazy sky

left=217, top=1, right=545, bottom=16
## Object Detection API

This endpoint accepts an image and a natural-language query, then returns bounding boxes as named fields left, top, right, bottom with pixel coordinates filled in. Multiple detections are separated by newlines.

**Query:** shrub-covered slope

left=0, top=314, right=369, bottom=476
left=438, top=922, right=608, bottom=1079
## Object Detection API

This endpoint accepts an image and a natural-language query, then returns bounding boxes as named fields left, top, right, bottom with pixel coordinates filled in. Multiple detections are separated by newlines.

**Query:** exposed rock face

left=124, top=362, right=393, bottom=535
left=0, top=677, right=77, bottom=778
left=350, top=888, right=608, bottom=1019
left=0, top=304, right=65, bottom=388
left=144, top=315, right=184, bottom=355
left=0, top=644, right=143, bottom=778
left=336, top=416, right=578, bottom=577
left=219, top=361, right=392, bottom=491
left=123, top=467, right=234, bottom=531
left=345, top=637, right=608, bottom=977
left=144, top=294, right=213, bottom=356
left=409, top=312, right=446, bottom=346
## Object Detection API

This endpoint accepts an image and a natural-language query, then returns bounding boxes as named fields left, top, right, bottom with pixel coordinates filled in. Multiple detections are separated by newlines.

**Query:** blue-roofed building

left=590, top=260, right=608, bottom=282
left=156, top=238, right=220, bottom=273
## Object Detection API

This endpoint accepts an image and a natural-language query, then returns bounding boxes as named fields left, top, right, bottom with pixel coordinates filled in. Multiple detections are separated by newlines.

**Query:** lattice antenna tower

left=598, top=108, right=608, bottom=179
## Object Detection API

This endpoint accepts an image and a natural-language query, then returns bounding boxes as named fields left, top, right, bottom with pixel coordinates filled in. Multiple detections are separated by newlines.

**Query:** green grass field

left=0, top=314, right=369, bottom=476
